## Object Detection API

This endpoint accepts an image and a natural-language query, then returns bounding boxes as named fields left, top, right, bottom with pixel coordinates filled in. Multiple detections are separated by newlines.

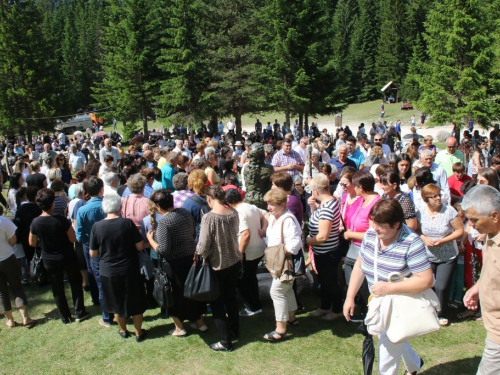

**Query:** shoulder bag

left=152, top=254, right=175, bottom=309
left=184, top=256, right=220, bottom=302
left=264, top=216, right=294, bottom=278
left=369, top=238, right=440, bottom=344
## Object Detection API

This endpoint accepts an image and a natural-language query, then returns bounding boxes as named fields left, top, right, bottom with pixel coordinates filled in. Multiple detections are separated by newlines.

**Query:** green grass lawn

left=0, top=280, right=485, bottom=375
left=104, top=100, right=424, bottom=137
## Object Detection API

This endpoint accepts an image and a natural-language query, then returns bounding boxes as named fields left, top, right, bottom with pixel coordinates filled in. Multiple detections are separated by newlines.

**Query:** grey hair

left=244, top=140, right=252, bottom=147
left=329, top=164, right=338, bottom=176
left=205, top=146, right=216, bottom=157
left=102, top=194, right=122, bottom=214
left=103, top=172, right=119, bottom=186
left=263, top=144, right=274, bottom=153
left=127, top=173, right=147, bottom=194
left=191, top=158, right=206, bottom=169
left=420, top=149, right=433, bottom=158
left=173, top=172, right=189, bottom=190
left=364, top=155, right=380, bottom=169
left=337, top=144, right=347, bottom=152
left=47, top=168, right=62, bottom=181
left=309, top=173, right=330, bottom=194
left=387, top=153, right=398, bottom=164
left=311, top=148, right=321, bottom=157
left=462, top=185, right=500, bottom=216
left=166, top=151, right=179, bottom=162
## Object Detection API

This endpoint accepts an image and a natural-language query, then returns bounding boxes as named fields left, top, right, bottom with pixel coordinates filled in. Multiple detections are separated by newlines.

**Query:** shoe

left=98, top=318, right=111, bottom=328
left=75, top=312, right=91, bottom=323
left=310, top=309, right=331, bottom=317
left=349, top=313, right=366, bottom=323
left=263, top=330, right=287, bottom=342
left=190, top=323, right=208, bottom=332
left=295, top=306, right=304, bottom=314
left=118, top=330, right=130, bottom=339
left=168, top=329, right=187, bottom=337
left=136, top=329, right=148, bottom=343
left=61, top=317, right=73, bottom=325
left=210, top=341, right=232, bottom=352
left=287, top=318, right=299, bottom=326
left=239, top=308, right=263, bottom=317
left=322, top=312, right=343, bottom=321
left=438, top=317, right=449, bottom=326
left=22, top=279, right=29, bottom=285
left=404, top=358, right=424, bottom=375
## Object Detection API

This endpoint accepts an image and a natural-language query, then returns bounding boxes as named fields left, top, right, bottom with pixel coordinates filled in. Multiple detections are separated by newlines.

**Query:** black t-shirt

left=30, top=214, right=74, bottom=261
left=26, top=173, right=46, bottom=189
left=89, top=217, right=142, bottom=277
left=14, top=203, right=42, bottom=245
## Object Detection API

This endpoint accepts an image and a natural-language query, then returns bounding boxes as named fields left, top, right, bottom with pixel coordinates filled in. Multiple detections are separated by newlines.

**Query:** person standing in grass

left=90, top=194, right=148, bottom=342
left=30, top=188, right=90, bottom=324
left=462, top=186, right=500, bottom=375
left=0, top=205, right=36, bottom=328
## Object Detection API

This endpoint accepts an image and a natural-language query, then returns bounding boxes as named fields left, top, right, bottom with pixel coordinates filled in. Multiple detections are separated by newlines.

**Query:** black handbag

left=184, top=256, right=220, bottom=302
left=292, top=249, right=306, bottom=276
left=31, top=248, right=48, bottom=284
left=152, top=256, right=175, bottom=309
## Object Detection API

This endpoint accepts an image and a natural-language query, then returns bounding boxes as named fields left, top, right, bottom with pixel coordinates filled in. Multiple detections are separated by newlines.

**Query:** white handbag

left=371, top=238, right=440, bottom=344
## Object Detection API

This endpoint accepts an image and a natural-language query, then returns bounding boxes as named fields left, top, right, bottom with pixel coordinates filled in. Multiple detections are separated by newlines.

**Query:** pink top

left=121, top=194, right=149, bottom=231
left=349, top=195, right=381, bottom=246
left=341, top=193, right=362, bottom=232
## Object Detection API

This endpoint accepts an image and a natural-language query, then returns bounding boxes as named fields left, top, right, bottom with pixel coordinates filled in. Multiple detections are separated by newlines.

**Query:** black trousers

left=210, top=262, right=240, bottom=348
left=43, top=256, right=87, bottom=322
left=237, top=255, right=263, bottom=312
left=345, top=257, right=370, bottom=314
left=0, top=254, right=28, bottom=312
left=431, top=258, right=457, bottom=318
left=315, top=251, right=343, bottom=314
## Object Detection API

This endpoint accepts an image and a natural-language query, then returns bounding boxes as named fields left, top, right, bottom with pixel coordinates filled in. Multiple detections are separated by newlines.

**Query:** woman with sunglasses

left=416, top=183, right=463, bottom=326
left=56, top=155, right=72, bottom=192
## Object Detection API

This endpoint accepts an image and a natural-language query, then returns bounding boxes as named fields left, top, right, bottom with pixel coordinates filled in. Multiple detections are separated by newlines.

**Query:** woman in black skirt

left=89, top=194, right=148, bottom=342
left=147, top=189, right=206, bottom=337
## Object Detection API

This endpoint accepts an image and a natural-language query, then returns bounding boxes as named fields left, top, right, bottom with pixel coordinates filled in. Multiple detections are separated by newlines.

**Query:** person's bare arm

left=239, top=229, right=250, bottom=254
left=29, top=232, right=37, bottom=247
left=371, top=268, right=434, bottom=296
left=135, top=241, right=144, bottom=251
left=66, top=226, right=77, bottom=243
left=8, top=234, right=17, bottom=246
left=344, top=257, right=365, bottom=321
left=307, top=219, right=333, bottom=246
left=433, top=216, right=464, bottom=246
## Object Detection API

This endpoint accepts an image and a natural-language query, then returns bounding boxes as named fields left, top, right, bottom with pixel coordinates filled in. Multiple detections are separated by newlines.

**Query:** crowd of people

left=0, top=119, right=499, bottom=374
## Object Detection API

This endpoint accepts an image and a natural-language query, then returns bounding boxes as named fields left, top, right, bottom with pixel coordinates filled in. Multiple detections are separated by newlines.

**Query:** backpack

left=189, top=195, right=211, bottom=241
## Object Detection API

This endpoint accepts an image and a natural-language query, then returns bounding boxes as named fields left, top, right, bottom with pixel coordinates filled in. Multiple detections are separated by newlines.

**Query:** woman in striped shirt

left=306, top=174, right=342, bottom=320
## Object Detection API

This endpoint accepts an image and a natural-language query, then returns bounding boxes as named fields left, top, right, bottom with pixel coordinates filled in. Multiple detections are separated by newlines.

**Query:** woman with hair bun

left=146, top=190, right=206, bottom=337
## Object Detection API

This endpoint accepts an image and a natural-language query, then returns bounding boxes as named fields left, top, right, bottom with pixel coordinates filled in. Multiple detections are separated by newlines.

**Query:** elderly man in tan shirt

left=462, top=185, right=500, bottom=375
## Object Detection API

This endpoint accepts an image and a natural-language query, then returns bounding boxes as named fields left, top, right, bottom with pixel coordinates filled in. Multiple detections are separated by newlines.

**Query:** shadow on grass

left=421, top=357, right=481, bottom=374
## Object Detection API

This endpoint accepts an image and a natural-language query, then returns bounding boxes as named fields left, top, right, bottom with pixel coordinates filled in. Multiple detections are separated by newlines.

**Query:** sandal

left=5, top=321, right=17, bottom=328
left=457, top=309, right=476, bottom=319
left=210, top=341, right=232, bottom=352
left=287, top=319, right=299, bottom=326
left=263, top=330, right=287, bottom=342
left=473, top=312, right=483, bottom=321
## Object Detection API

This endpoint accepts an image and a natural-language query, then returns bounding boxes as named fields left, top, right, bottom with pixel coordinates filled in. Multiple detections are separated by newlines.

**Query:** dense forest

left=0, top=0, right=499, bottom=140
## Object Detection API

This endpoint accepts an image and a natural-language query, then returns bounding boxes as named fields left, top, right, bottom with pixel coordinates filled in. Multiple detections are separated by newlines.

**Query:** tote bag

left=184, top=257, right=220, bottom=302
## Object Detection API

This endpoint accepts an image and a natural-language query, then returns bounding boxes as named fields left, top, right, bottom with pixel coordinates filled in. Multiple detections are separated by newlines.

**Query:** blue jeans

left=90, top=257, right=113, bottom=323
left=82, top=243, right=99, bottom=305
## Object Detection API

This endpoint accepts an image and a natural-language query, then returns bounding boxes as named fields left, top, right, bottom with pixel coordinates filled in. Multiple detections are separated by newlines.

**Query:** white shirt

left=368, top=144, right=392, bottom=158
left=235, top=203, right=267, bottom=261
left=104, top=185, right=119, bottom=196
left=173, top=147, right=192, bottom=159
left=58, top=132, right=67, bottom=145
left=0, top=217, right=16, bottom=261
left=293, top=145, right=308, bottom=163
left=265, top=212, right=302, bottom=255
left=227, top=121, right=235, bottom=131
left=99, top=147, right=121, bottom=166
left=430, top=162, right=450, bottom=197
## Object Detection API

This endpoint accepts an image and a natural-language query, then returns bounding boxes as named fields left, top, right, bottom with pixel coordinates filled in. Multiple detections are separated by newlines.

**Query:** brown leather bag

left=265, top=216, right=293, bottom=279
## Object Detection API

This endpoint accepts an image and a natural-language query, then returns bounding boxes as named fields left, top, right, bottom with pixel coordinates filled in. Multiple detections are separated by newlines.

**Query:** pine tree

left=417, top=0, right=500, bottom=126
left=157, top=0, right=208, bottom=124
left=0, top=0, right=58, bottom=140
left=93, top=0, right=161, bottom=137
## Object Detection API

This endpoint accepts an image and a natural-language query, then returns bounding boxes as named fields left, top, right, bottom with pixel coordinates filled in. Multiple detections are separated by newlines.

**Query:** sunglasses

left=374, top=139, right=382, bottom=141
left=340, top=182, right=349, bottom=188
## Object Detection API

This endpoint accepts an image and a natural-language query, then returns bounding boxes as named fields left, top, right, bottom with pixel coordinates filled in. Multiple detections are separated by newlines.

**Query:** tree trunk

left=285, top=110, right=290, bottom=133
left=142, top=110, right=148, bottom=136
left=210, top=114, right=218, bottom=136
left=26, top=123, right=32, bottom=145
left=304, top=113, right=309, bottom=137
left=299, top=113, right=303, bottom=135
left=235, top=110, right=243, bottom=141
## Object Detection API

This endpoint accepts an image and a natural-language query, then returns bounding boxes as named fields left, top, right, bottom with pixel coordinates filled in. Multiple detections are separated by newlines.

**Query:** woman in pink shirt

left=121, top=173, right=149, bottom=231
left=342, top=171, right=380, bottom=321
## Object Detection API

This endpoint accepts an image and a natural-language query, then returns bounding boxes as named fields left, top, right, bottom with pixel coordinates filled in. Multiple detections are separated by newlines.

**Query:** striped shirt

left=360, top=225, right=430, bottom=288
left=308, top=198, right=341, bottom=255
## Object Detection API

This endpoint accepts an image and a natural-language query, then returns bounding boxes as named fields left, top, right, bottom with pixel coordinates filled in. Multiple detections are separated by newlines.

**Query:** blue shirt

left=76, top=197, right=106, bottom=244
left=122, top=183, right=154, bottom=198
left=348, top=149, right=365, bottom=169
left=161, top=163, right=176, bottom=191
left=329, top=157, right=357, bottom=172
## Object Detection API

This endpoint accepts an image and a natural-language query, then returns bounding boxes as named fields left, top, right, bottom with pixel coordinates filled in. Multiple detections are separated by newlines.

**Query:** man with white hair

left=462, top=185, right=500, bottom=375
left=173, top=139, right=192, bottom=159
left=329, top=144, right=357, bottom=172
left=99, top=138, right=121, bottom=166
left=293, top=136, right=309, bottom=163
left=69, top=144, right=86, bottom=171
left=419, top=149, right=450, bottom=200
left=103, top=172, right=119, bottom=196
